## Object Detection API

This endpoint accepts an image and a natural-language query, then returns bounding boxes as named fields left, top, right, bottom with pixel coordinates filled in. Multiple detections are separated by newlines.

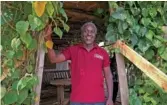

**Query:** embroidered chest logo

left=94, top=54, right=103, bottom=60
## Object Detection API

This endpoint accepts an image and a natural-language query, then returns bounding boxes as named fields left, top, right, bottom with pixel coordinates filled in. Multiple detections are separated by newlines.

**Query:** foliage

left=106, top=1, right=167, bottom=105
left=1, top=1, right=69, bottom=105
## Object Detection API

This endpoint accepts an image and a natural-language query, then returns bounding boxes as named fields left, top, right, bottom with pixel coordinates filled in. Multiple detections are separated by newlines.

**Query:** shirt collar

left=78, top=43, right=99, bottom=50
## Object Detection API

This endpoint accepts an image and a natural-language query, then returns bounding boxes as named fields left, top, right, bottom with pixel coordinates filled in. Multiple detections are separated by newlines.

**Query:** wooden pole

left=115, top=54, right=129, bottom=105
left=113, top=40, right=167, bottom=92
left=34, top=34, right=45, bottom=105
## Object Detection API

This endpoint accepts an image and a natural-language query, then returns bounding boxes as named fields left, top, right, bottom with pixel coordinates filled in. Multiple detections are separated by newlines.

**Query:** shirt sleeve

left=103, top=50, right=110, bottom=68
left=61, top=47, right=71, bottom=60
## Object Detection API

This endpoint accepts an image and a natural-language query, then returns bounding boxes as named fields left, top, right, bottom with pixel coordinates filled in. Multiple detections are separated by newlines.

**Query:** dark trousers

left=112, top=82, right=118, bottom=103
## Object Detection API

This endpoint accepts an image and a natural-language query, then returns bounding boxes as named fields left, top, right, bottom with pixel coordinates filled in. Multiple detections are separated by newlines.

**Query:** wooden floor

left=40, top=85, right=121, bottom=105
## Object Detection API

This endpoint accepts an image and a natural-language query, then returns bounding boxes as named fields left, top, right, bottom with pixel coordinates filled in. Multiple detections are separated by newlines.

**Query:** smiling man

left=45, top=22, right=113, bottom=105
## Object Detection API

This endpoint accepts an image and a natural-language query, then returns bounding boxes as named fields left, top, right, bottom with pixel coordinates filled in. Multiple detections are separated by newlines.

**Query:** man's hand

left=44, top=24, right=52, bottom=41
left=106, top=99, right=114, bottom=105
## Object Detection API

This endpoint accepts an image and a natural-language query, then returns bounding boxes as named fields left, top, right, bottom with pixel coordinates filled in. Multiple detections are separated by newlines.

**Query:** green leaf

left=131, top=8, right=140, bottom=16
left=158, top=46, right=165, bottom=55
left=139, top=27, right=147, bottom=37
left=17, top=89, right=28, bottom=104
left=149, top=7, right=157, bottom=18
left=146, top=30, right=154, bottom=41
left=160, top=48, right=167, bottom=61
left=15, top=50, right=23, bottom=59
left=130, top=34, right=138, bottom=46
left=6, top=50, right=15, bottom=59
left=151, top=22, right=158, bottom=28
left=112, top=7, right=127, bottom=21
left=57, top=17, right=70, bottom=32
left=28, top=39, right=37, bottom=50
left=20, top=33, right=33, bottom=48
left=153, top=39, right=162, bottom=48
left=142, top=8, right=149, bottom=17
left=154, top=35, right=167, bottom=43
left=22, top=98, right=31, bottom=105
left=46, top=2, right=54, bottom=16
left=108, top=1, right=118, bottom=9
left=12, top=80, right=19, bottom=90
left=5, top=59, right=14, bottom=68
left=17, top=76, right=31, bottom=91
left=11, top=38, right=21, bottom=51
left=54, top=27, right=63, bottom=39
left=132, top=25, right=140, bottom=34
left=3, top=90, right=18, bottom=104
left=122, top=22, right=128, bottom=30
left=17, top=75, right=38, bottom=91
left=28, top=15, right=43, bottom=31
left=138, top=39, right=150, bottom=53
left=123, top=30, right=131, bottom=40
left=141, top=18, right=151, bottom=26
left=135, top=79, right=143, bottom=85
left=59, top=8, right=68, bottom=22
left=105, top=30, right=117, bottom=43
left=26, top=65, right=33, bottom=73
left=118, top=21, right=123, bottom=34
left=16, top=21, right=29, bottom=35
left=126, top=14, right=135, bottom=26
left=63, top=23, right=70, bottom=32
left=144, top=49, right=154, bottom=60
left=23, top=2, right=32, bottom=15
left=127, top=1, right=135, bottom=7
left=0, top=86, right=6, bottom=99
left=11, top=70, right=20, bottom=79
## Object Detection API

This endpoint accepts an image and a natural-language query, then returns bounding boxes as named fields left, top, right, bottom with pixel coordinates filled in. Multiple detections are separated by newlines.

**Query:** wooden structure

left=33, top=1, right=167, bottom=105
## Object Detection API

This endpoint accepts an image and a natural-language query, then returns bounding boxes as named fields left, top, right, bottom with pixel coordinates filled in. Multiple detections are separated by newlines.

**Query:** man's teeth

left=87, top=37, right=91, bottom=40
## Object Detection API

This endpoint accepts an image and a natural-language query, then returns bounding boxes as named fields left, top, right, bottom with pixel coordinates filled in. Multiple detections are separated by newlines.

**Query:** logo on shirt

left=94, top=54, right=103, bottom=60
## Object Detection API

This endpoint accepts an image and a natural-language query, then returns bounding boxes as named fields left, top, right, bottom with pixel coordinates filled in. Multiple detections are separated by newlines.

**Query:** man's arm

left=47, top=48, right=66, bottom=63
left=104, top=66, right=113, bottom=101
left=45, top=24, right=66, bottom=63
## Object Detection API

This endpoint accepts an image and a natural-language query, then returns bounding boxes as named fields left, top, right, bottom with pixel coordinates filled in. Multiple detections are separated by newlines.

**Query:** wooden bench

left=43, top=69, right=71, bottom=105
left=43, top=69, right=71, bottom=85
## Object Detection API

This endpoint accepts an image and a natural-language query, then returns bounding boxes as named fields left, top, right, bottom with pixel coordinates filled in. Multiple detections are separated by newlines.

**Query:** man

left=45, top=22, right=114, bottom=105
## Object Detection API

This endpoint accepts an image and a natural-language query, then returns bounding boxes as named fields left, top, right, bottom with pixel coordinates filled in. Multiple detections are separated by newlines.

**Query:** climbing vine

left=106, top=1, right=167, bottom=105
left=1, top=1, right=69, bottom=105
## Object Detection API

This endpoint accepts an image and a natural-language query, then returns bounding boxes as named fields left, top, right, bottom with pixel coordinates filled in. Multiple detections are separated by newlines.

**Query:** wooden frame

left=113, top=40, right=167, bottom=92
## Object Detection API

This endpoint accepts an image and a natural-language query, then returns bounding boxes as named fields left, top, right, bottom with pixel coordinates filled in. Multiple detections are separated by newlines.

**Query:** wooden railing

left=113, top=40, right=167, bottom=105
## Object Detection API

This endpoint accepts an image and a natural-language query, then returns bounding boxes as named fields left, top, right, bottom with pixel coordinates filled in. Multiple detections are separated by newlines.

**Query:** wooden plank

left=116, top=54, right=129, bottom=105
left=65, top=9, right=102, bottom=22
left=34, top=35, right=45, bottom=105
left=113, top=40, right=167, bottom=92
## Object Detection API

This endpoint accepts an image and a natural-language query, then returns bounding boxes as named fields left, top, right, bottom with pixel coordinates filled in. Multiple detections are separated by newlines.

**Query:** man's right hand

left=44, top=24, right=52, bottom=41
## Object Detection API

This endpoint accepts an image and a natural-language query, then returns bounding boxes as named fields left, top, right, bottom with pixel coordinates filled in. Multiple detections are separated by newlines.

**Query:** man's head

left=81, top=22, right=97, bottom=45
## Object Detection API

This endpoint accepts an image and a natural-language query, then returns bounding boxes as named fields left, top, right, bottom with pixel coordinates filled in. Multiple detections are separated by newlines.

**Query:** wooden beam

left=64, top=1, right=107, bottom=12
left=65, top=9, right=102, bottom=22
left=113, top=40, right=167, bottom=92
left=116, top=54, right=129, bottom=105
left=34, top=34, right=45, bottom=105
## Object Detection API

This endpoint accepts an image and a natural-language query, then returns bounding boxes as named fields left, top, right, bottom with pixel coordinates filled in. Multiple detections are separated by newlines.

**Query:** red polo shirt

left=62, top=44, right=110, bottom=103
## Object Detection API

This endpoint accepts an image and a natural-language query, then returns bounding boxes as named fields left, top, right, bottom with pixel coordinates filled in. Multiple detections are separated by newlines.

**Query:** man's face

left=82, top=25, right=96, bottom=45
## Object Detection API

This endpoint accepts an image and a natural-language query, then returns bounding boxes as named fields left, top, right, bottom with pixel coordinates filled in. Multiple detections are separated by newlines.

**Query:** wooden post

left=115, top=54, right=129, bottom=105
left=34, top=35, right=45, bottom=105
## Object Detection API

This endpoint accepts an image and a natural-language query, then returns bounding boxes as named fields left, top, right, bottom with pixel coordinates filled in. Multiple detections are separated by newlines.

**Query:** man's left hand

left=106, top=99, right=114, bottom=105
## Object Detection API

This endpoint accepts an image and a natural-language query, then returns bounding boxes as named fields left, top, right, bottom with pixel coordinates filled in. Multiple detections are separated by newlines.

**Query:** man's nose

left=87, top=32, right=92, bottom=36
